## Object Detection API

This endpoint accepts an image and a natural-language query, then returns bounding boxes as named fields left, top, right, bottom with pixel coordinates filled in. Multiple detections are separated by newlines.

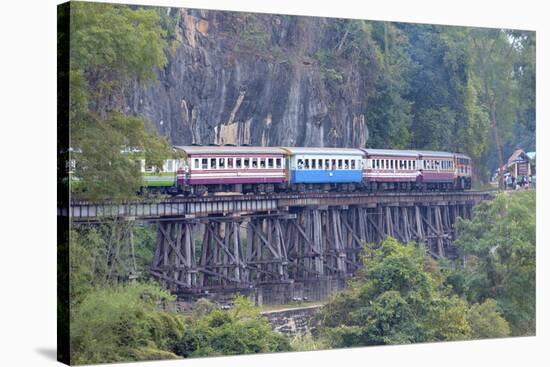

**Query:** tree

left=454, top=190, right=536, bottom=335
left=172, top=296, right=291, bottom=357
left=366, top=22, right=413, bottom=149
left=402, top=24, right=490, bottom=177
left=316, top=237, right=471, bottom=347
left=66, top=2, right=174, bottom=201
left=467, top=299, right=511, bottom=339
left=466, top=29, right=534, bottom=179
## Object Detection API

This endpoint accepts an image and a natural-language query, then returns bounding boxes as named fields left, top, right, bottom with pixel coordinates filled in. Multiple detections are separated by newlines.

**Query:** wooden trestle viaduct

left=63, top=191, right=492, bottom=304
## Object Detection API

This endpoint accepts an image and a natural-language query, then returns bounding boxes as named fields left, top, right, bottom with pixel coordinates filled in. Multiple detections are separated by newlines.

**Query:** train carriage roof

left=283, top=147, right=364, bottom=155
left=415, top=150, right=455, bottom=158
left=173, top=146, right=287, bottom=155
left=360, top=148, right=419, bottom=157
left=455, top=153, right=471, bottom=159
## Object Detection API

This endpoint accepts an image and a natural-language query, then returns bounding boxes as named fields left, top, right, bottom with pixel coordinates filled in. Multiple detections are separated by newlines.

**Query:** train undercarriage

left=141, top=177, right=472, bottom=198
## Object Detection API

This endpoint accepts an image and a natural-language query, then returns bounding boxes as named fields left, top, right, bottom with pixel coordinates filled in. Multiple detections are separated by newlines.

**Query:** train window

left=210, top=158, right=217, bottom=169
left=344, top=159, right=349, bottom=169
left=219, top=158, right=225, bottom=169
left=252, top=158, right=258, bottom=168
left=297, top=159, right=304, bottom=169
left=228, top=158, right=233, bottom=168
left=312, top=159, right=317, bottom=169
left=260, top=158, right=266, bottom=168
left=268, top=158, right=274, bottom=168
left=304, top=159, right=310, bottom=169
left=390, top=160, right=394, bottom=169
left=244, top=158, right=249, bottom=168
left=276, top=158, right=281, bottom=168
left=145, top=165, right=154, bottom=173
left=351, top=160, right=356, bottom=169
left=236, top=158, right=242, bottom=168
left=194, top=159, right=199, bottom=169
left=201, top=158, right=208, bottom=169
left=338, top=159, right=343, bottom=169
left=318, top=159, right=322, bottom=168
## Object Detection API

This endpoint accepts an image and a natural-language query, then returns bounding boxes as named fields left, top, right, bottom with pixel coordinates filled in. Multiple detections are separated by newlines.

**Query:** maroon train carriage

left=361, top=149, right=420, bottom=190
left=174, top=146, right=288, bottom=194
left=455, top=153, right=472, bottom=190
left=417, top=150, right=456, bottom=190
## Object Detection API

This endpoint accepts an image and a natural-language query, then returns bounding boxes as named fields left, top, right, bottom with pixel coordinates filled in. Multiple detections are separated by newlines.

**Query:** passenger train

left=138, top=146, right=472, bottom=195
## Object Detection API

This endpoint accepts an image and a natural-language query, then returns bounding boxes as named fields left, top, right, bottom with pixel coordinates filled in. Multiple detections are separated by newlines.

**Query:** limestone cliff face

left=128, top=8, right=374, bottom=148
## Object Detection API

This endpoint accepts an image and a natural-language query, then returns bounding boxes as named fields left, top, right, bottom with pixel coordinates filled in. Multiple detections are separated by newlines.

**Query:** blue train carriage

left=283, top=147, right=364, bottom=191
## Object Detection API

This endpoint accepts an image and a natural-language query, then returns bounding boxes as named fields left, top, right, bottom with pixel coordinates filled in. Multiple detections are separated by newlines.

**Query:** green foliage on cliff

left=66, top=2, right=174, bottom=201
left=310, top=19, right=534, bottom=180
left=453, top=190, right=536, bottom=335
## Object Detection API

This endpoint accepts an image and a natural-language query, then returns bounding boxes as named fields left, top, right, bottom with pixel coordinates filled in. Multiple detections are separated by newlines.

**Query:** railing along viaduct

left=62, top=191, right=492, bottom=304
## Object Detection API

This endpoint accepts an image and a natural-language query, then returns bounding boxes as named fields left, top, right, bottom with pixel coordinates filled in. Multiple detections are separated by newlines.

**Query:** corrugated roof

left=415, top=150, right=455, bottom=158
left=283, top=147, right=364, bottom=155
left=174, top=146, right=287, bottom=155
left=361, top=149, right=419, bottom=157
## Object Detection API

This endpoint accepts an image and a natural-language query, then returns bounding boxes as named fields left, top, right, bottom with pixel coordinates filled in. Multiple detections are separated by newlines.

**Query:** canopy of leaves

left=467, top=299, right=511, bottom=339
left=453, top=190, right=536, bottom=335
left=316, top=237, right=472, bottom=347
left=172, top=296, right=291, bottom=357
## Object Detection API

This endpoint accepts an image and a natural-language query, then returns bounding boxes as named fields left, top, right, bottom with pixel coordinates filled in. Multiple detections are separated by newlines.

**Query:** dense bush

left=172, top=296, right=291, bottom=357
left=316, top=237, right=473, bottom=347
left=70, top=282, right=184, bottom=364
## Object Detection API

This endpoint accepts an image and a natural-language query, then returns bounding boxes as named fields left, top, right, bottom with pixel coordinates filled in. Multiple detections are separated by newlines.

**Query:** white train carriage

left=361, top=149, right=420, bottom=190
left=173, top=146, right=287, bottom=193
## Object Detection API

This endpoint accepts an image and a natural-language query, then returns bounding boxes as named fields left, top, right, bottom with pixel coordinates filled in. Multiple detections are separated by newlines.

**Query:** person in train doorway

left=416, top=169, right=424, bottom=190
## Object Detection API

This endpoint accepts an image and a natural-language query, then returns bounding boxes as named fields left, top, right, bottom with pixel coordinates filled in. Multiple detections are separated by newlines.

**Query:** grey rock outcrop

left=129, top=8, right=372, bottom=148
